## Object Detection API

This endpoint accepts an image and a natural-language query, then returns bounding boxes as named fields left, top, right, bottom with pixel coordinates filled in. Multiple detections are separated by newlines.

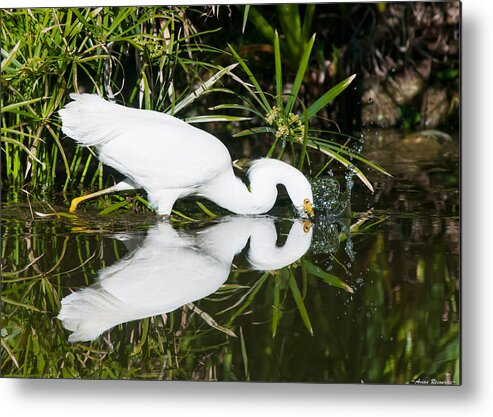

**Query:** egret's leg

left=149, top=189, right=186, bottom=216
left=69, top=179, right=139, bottom=213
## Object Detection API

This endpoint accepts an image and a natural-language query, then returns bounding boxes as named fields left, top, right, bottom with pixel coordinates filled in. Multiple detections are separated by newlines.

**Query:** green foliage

left=242, top=4, right=316, bottom=70
left=1, top=6, right=387, bottom=209
left=228, top=31, right=389, bottom=191
left=0, top=7, right=238, bottom=194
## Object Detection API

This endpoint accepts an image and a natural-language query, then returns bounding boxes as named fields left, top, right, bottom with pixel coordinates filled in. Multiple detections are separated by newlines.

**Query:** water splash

left=309, top=219, right=341, bottom=255
left=311, top=176, right=341, bottom=213
left=309, top=166, right=357, bottom=261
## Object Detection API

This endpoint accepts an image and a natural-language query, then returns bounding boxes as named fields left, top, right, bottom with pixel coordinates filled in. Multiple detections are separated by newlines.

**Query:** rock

left=386, top=69, right=424, bottom=105
left=361, top=84, right=399, bottom=128
left=421, top=86, right=449, bottom=128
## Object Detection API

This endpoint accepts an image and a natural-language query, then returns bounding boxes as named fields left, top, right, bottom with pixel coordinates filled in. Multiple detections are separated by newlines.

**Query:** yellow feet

left=68, top=187, right=117, bottom=213
left=69, top=196, right=87, bottom=213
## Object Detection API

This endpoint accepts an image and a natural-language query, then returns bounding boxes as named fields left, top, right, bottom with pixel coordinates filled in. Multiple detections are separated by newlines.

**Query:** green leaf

left=239, top=327, right=249, bottom=380
left=285, top=33, right=316, bottom=115
left=298, top=103, right=309, bottom=170
left=311, top=137, right=391, bottom=177
left=208, top=103, right=264, bottom=118
left=228, top=272, right=269, bottom=323
left=306, top=74, right=356, bottom=119
left=1, top=97, right=45, bottom=114
left=185, top=115, right=251, bottom=123
left=303, top=260, right=354, bottom=293
left=288, top=271, right=313, bottom=335
left=99, top=200, right=129, bottom=215
left=242, top=5, right=275, bottom=42
left=307, top=141, right=375, bottom=192
left=1, top=136, right=45, bottom=166
left=233, top=126, right=275, bottom=138
left=242, top=5, right=250, bottom=33
left=187, top=303, right=236, bottom=338
left=1, top=41, right=22, bottom=71
left=196, top=201, right=217, bottom=218
left=302, top=4, right=316, bottom=41
left=170, top=63, right=238, bottom=115
left=228, top=44, right=271, bottom=113
left=274, top=30, right=282, bottom=107
left=272, top=273, right=281, bottom=337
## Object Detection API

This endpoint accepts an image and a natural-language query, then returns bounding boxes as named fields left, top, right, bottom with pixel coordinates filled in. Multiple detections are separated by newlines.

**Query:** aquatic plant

left=224, top=31, right=390, bottom=192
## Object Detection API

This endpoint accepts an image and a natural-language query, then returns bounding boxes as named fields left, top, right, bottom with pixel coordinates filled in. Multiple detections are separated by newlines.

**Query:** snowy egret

left=57, top=216, right=313, bottom=342
left=59, top=94, right=314, bottom=217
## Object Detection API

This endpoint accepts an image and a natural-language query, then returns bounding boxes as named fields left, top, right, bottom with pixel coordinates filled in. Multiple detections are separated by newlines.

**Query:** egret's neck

left=201, top=169, right=278, bottom=215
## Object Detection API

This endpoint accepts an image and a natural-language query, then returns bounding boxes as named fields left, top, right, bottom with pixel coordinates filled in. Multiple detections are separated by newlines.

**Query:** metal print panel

left=1, top=2, right=460, bottom=384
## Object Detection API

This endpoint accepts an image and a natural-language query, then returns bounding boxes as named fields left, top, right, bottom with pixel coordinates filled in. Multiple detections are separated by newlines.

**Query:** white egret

left=57, top=216, right=313, bottom=342
left=59, top=94, right=314, bottom=217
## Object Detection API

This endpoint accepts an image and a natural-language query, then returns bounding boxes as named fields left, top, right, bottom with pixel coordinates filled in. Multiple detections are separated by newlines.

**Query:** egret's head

left=279, top=163, right=314, bottom=219
left=292, top=191, right=314, bottom=219
left=247, top=158, right=315, bottom=218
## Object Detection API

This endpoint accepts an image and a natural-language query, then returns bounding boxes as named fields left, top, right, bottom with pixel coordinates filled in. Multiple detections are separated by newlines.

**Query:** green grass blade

left=239, top=327, right=250, bottom=380
left=185, top=115, right=251, bottom=123
left=171, top=63, right=239, bottom=115
left=1, top=40, right=22, bottom=71
left=46, top=124, right=71, bottom=180
left=306, top=74, right=356, bottom=120
left=277, top=4, right=302, bottom=59
left=242, top=5, right=275, bottom=42
left=311, top=138, right=392, bottom=177
left=1, top=97, right=45, bottom=114
left=196, top=201, right=217, bottom=218
left=272, top=273, right=281, bottom=337
left=307, top=141, right=374, bottom=192
left=303, top=260, right=354, bottom=293
left=274, top=30, right=282, bottom=107
left=0, top=136, right=44, bottom=165
left=242, top=5, right=250, bottom=33
left=298, top=103, right=309, bottom=170
left=233, top=126, right=275, bottom=138
left=302, top=4, right=316, bottom=40
left=208, top=103, right=264, bottom=118
left=285, top=33, right=316, bottom=114
left=99, top=200, right=129, bottom=215
left=228, top=44, right=271, bottom=113
left=228, top=272, right=269, bottom=323
left=288, top=271, right=313, bottom=336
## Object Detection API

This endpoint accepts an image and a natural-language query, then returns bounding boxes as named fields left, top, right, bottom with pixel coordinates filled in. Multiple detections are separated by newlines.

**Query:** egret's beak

left=303, top=200, right=315, bottom=218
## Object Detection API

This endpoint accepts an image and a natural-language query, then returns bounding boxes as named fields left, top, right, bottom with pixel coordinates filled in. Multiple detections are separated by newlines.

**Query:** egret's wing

left=59, top=93, right=186, bottom=147
left=98, top=121, right=231, bottom=190
left=60, top=93, right=232, bottom=190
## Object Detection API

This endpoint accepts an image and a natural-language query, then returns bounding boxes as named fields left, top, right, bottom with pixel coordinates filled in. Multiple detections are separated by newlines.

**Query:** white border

left=2, top=0, right=492, bottom=416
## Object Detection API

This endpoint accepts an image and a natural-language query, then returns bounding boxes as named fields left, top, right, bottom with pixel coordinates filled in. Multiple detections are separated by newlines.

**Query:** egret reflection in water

left=58, top=216, right=313, bottom=342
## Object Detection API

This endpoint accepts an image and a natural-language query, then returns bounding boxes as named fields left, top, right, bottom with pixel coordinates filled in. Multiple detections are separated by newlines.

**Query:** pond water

left=1, top=129, right=460, bottom=384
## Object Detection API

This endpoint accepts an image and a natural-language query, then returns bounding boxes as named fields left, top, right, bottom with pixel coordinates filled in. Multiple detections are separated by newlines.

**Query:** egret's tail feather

left=59, top=93, right=123, bottom=146
left=57, top=287, right=125, bottom=343
left=59, top=93, right=184, bottom=147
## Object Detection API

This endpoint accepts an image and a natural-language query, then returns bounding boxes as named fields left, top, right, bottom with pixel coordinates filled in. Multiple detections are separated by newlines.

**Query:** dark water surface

left=1, top=130, right=460, bottom=383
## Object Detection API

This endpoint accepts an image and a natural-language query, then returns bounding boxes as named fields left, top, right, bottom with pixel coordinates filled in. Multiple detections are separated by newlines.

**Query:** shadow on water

left=1, top=129, right=459, bottom=384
